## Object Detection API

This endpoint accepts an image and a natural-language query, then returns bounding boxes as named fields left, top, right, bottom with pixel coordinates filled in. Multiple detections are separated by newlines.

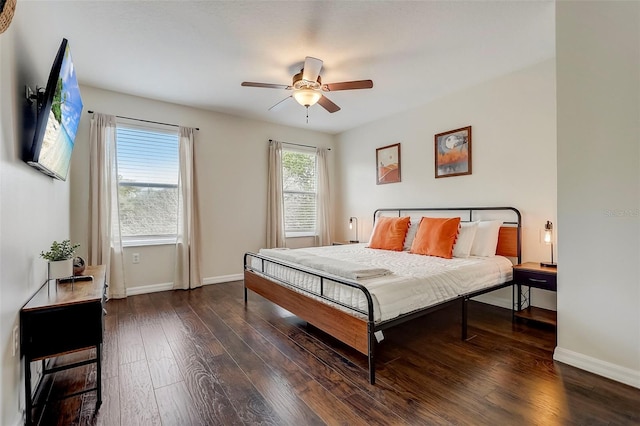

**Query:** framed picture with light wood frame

left=376, top=143, right=401, bottom=184
left=435, top=126, right=472, bottom=178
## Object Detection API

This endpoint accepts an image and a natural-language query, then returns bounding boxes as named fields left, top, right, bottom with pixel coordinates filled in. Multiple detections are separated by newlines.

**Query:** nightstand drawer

left=514, top=270, right=557, bottom=291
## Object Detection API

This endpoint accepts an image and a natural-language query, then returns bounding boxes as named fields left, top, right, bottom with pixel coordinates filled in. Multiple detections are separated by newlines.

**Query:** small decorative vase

left=73, top=256, right=86, bottom=275
left=48, top=258, right=73, bottom=280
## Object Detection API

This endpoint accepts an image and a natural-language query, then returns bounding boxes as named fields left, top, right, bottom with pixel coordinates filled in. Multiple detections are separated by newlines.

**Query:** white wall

left=0, top=25, right=73, bottom=425
left=555, top=1, right=640, bottom=388
left=335, top=59, right=558, bottom=310
left=70, top=86, right=336, bottom=292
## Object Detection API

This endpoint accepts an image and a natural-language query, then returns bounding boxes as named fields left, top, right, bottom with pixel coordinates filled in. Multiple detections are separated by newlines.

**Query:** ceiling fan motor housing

left=293, top=70, right=322, bottom=90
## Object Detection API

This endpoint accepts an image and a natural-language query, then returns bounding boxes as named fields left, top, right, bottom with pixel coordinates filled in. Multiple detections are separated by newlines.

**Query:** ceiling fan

left=241, top=56, right=373, bottom=114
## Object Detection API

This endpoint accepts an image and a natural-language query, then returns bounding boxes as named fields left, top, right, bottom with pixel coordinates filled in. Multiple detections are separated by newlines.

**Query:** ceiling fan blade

left=268, top=96, right=292, bottom=111
left=242, top=82, right=292, bottom=90
left=302, top=57, right=323, bottom=83
left=317, top=95, right=341, bottom=113
left=323, top=80, right=373, bottom=91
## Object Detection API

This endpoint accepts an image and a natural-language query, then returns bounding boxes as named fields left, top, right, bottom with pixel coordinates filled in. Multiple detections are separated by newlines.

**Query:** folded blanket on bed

left=259, top=248, right=391, bottom=280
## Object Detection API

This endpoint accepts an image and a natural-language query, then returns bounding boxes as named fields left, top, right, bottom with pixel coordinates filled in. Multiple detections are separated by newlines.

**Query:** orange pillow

left=368, top=216, right=411, bottom=251
left=410, top=217, right=461, bottom=258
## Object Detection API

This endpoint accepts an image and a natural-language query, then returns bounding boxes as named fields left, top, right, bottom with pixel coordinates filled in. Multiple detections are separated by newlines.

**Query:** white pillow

left=402, top=217, right=421, bottom=250
left=453, top=221, right=479, bottom=258
left=470, top=220, right=503, bottom=257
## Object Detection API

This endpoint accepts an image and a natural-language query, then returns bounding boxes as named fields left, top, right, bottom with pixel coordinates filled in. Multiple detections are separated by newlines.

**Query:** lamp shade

left=293, top=88, right=322, bottom=107
left=543, top=220, right=553, bottom=244
left=349, top=217, right=359, bottom=243
left=541, top=220, right=556, bottom=267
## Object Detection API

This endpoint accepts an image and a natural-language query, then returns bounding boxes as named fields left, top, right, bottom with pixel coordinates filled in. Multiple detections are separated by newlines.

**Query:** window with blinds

left=116, top=122, right=179, bottom=244
left=282, top=148, right=317, bottom=237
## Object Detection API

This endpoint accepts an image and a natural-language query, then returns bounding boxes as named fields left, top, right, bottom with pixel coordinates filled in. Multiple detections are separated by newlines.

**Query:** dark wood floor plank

left=128, top=294, right=183, bottom=389
left=118, top=359, right=161, bottom=426
left=154, top=381, right=207, bottom=426
left=212, top=299, right=370, bottom=426
left=150, top=291, right=245, bottom=426
left=115, top=298, right=146, bottom=365
left=191, top=296, right=328, bottom=426
left=97, top=376, right=121, bottom=426
left=39, top=281, right=640, bottom=426
left=102, top=304, right=120, bottom=379
left=170, top=295, right=285, bottom=425
left=210, top=285, right=442, bottom=425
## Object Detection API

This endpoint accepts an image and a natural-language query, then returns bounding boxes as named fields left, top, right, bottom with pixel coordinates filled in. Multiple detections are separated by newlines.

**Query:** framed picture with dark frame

left=376, top=143, right=401, bottom=184
left=435, top=126, right=472, bottom=178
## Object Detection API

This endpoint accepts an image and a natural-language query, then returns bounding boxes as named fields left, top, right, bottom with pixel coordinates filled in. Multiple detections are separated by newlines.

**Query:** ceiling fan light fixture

left=293, top=88, right=321, bottom=107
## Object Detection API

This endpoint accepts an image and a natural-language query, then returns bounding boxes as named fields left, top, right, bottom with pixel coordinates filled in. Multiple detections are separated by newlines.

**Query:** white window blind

left=282, top=148, right=317, bottom=236
left=116, top=123, right=179, bottom=242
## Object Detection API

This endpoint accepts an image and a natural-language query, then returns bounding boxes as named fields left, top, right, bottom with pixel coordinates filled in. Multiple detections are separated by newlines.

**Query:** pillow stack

left=368, top=215, right=504, bottom=259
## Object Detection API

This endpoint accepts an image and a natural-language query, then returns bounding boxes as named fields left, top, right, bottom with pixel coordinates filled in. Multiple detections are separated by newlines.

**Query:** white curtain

left=315, top=148, right=331, bottom=246
left=267, top=140, right=286, bottom=248
left=88, top=113, right=126, bottom=299
left=174, top=127, right=203, bottom=290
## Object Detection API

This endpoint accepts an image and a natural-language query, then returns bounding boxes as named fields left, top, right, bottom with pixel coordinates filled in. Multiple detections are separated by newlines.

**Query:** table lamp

left=349, top=217, right=359, bottom=243
left=540, top=220, right=557, bottom=267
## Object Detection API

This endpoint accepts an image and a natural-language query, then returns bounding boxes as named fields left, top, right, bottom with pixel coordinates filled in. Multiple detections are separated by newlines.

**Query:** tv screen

left=27, top=38, right=83, bottom=181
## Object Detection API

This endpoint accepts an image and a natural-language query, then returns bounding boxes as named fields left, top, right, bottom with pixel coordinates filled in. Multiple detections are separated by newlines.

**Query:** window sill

left=285, top=233, right=317, bottom=239
left=122, top=237, right=177, bottom=248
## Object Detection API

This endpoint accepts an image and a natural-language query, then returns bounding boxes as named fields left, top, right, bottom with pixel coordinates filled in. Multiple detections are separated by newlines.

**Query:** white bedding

left=259, top=248, right=392, bottom=279
left=251, top=243, right=513, bottom=323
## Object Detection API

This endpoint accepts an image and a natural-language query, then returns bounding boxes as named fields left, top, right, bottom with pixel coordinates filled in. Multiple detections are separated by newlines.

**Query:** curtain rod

left=87, top=110, right=199, bottom=131
left=269, top=139, right=331, bottom=150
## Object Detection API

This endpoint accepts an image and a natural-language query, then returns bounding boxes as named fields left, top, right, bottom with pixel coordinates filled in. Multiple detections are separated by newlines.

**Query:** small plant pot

left=48, top=259, right=73, bottom=280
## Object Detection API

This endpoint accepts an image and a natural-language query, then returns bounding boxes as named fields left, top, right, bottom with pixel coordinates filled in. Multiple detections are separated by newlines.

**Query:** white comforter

left=253, top=244, right=513, bottom=323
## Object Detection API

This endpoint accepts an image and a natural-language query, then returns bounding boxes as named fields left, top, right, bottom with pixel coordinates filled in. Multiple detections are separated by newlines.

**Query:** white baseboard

left=123, top=274, right=242, bottom=296
left=471, top=294, right=512, bottom=310
left=554, top=347, right=640, bottom=389
left=203, top=273, right=243, bottom=285
left=125, top=282, right=174, bottom=296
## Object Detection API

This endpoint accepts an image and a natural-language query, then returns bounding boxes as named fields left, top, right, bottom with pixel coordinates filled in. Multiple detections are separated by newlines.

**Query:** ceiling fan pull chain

left=306, top=106, right=309, bottom=124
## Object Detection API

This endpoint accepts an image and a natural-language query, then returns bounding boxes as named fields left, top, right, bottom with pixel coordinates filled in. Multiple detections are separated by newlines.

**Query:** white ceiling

left=15, top=1, right=555, bottom=135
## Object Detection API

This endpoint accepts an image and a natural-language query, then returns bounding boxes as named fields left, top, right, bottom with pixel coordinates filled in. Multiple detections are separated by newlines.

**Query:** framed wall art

left=376, top=143, right=401, bottom=184
left=435, top=126, right=472, bottom=178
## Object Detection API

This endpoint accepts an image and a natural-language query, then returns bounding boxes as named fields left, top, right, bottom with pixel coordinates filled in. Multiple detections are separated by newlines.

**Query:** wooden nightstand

left=513, top=262, right=557, bottom=327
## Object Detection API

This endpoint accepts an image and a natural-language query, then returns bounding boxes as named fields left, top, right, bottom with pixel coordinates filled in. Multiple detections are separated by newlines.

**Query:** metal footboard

left=243, top=252, right=379, bottom=383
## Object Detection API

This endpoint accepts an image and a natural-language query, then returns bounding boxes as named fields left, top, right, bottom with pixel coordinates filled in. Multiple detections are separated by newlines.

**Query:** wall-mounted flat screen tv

left=27, top=38, right=83, bottom=181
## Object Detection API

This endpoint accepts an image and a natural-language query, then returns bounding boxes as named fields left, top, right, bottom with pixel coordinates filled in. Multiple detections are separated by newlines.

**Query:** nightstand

left=513, top=262, right=557, bottom=327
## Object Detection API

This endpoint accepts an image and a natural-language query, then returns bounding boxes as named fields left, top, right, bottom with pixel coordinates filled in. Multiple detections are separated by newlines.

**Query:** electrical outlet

left=12, top=325, right=19, bottom=356
left=132, top=253, right=140, bottom=264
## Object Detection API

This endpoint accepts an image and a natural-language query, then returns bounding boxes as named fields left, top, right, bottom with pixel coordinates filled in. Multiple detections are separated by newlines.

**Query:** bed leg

left=462, top=297, right=468, bottom=340
left=244, top=285, right=248, bottom=305
left=368, top=322, right=376, bottom=385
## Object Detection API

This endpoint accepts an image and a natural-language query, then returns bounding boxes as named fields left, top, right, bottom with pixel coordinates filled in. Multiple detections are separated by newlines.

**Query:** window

left=116, top=122, right=179, bottom=245
left=282, top=148, right=317, bottom=237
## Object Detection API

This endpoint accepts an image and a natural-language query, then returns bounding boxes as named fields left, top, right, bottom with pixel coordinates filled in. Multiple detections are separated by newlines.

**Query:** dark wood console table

left=20, top=265, right=106, bottom=425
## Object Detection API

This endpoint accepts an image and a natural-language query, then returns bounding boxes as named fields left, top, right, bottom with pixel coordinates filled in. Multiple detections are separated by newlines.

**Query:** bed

left=244, top=207, right=521, bottom=384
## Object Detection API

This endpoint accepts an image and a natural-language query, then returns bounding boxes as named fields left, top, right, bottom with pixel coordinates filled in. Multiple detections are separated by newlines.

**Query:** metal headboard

left=372, top=206, right=522, bottom=264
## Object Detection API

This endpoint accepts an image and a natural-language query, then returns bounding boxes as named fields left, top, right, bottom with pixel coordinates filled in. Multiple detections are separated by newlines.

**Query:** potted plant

left=40, top=240, right=80, bottom=280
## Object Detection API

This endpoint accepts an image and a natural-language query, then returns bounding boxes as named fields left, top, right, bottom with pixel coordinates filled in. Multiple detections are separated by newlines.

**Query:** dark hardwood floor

left=33, top=281, right=639, bottom=425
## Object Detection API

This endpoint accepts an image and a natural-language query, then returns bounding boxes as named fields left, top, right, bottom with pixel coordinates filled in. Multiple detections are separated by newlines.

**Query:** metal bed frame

left=244, top=207, right=521, bottom=384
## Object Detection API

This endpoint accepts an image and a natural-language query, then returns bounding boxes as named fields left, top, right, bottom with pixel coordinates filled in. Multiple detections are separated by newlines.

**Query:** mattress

left=248, top=243, right=513, bottom=323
